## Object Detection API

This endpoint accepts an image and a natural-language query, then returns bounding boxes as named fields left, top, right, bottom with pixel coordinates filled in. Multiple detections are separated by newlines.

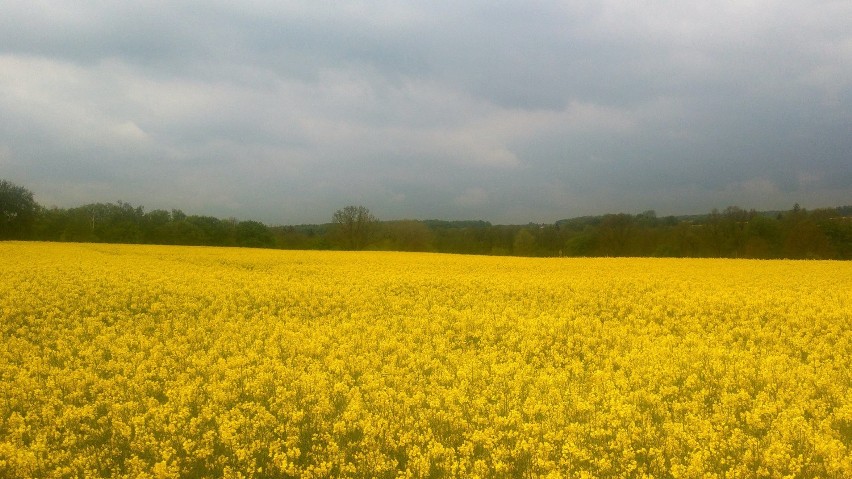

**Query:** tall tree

left=0, top=179, right=39, bottom=239
left=598, top=213, right=633, bottom=256
left=382, top=220, right=434, bottom=252
left=512, top=228, right=536, bottom=256
left=332, top=205, right=377, bottom=250
left=236, top=220, right=275, bottom=248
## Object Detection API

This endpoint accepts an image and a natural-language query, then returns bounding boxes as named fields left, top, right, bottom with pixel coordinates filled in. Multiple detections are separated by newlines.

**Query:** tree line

left=2, top=179, right=850, bottom=259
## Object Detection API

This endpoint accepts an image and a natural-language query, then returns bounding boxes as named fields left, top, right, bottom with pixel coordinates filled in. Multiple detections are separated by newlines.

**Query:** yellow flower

left=0, top=242, right=849, bottom=477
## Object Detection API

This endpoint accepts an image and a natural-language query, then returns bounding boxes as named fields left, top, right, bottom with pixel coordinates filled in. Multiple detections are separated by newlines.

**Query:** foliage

left=33, top=203, right=246, bottom=247
left=331, top=205, right=378, bottom=250
left=0, top=180, right=38, bottom=239
left=4, top=178, right=850, bottom=259
left=236, top=220, right=275, bottom=248
left=374, top=220, right=434, bottom=252
left=1, top=243, right=851, bottom=477
left=512, top=229, right=536, bottom=256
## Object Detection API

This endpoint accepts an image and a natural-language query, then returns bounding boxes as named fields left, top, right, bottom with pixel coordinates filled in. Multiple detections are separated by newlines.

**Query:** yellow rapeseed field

left=1, top=242, right=850, bottom=478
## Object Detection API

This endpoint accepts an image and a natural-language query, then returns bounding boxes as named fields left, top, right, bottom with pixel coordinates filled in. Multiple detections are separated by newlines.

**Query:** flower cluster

left=1, top=242, right=850, bottom=477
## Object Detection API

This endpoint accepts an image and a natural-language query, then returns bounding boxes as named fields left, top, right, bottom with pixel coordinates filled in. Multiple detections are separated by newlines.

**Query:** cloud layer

left=2, top=1, right=850, bottom=223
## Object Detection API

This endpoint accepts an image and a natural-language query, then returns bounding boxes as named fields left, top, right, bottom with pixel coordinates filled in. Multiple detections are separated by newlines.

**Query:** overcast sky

left=2, top=1, right=850, bottom=224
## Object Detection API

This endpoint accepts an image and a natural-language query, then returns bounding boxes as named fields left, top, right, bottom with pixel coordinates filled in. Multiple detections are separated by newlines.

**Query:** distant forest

left=2, top=179, right=851, bottom=259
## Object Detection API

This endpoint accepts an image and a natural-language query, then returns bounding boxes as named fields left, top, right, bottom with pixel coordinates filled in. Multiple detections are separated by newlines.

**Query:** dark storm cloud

left=1, top=1, right=849, bottom=224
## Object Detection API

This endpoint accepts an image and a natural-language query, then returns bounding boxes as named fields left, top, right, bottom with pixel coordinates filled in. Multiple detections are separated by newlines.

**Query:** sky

left=1, top=1, right=850, bottom=225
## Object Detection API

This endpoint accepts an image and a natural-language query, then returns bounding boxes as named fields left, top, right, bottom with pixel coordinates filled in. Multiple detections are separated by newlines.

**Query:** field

left=1, top=242, right=850, bottom=478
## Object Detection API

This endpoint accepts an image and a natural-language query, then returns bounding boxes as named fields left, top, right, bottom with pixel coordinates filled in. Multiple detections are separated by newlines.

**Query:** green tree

left=565, top=229, right=597, bottom=256
left=332, top=205, right=377, bottom=250
left=743, top=214, right=780, bottom=258
left=382, top=220, right=434, bottom=252
left=780, top=204, right=834, bottom=259
left=187, top=215, right=233, bottom=246
left=597, top=213, right=633, bottom=256
left=0, top=179, right=39, bottom=239
left=235, top=220, right=275, bottom=248
left=34, top=206, right=67, bottom=241
left=702, top=209, right=727, bottom=257
left=512, top=228, right=536, bottom=256
left=820, top=209, right=852, bottom=259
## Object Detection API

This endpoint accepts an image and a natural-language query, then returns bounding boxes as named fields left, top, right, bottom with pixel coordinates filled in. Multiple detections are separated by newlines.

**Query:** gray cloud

left=1, top=0, right=849, bottom=224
